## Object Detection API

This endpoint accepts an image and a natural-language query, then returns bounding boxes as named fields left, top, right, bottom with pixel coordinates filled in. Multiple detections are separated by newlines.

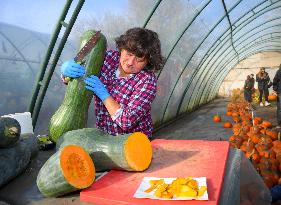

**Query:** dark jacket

left=256, top=72, right=270, bottom=90
left=273, top=69, right=281, bottom=94
left=244, top=78, right=255, bottom=90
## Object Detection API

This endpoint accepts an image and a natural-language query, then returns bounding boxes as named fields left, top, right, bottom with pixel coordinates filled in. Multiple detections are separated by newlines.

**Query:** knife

left=63, top=31, right=101, bottom=82
left=74, top=30, right=101, bottom=64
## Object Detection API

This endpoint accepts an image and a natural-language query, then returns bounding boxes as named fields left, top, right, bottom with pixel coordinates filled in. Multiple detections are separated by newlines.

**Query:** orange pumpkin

left=223, top=121, right=232, bottom=128
left=213, top=114, right=221, bottom=122
left=268, top=95, right=277, bottom=101
left=261, top=121, right=272, bottom=129
left=266, top=130, right=278, bottom=141
left=226, top=111, right=232, bottom=116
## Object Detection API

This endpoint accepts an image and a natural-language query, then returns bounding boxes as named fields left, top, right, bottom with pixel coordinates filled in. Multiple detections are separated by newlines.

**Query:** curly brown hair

left=115, top=27, right=164, bottom=71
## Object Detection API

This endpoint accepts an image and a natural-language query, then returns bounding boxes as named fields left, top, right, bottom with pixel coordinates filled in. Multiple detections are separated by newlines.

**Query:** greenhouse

left=0, top=0, right=281, bottom=204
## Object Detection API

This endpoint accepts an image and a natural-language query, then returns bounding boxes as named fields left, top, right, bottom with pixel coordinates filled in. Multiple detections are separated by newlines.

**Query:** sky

left=0, top=0, right=127, bottom=34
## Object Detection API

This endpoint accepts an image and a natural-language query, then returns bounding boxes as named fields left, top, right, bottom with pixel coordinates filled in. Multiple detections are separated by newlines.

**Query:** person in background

left=272, top=64, right=281, bottom=128
left=60, top=27, right=164, bottom=139
left=256, top=67, right=271, bottom=106
left=243, top=74, right=255, bottom=108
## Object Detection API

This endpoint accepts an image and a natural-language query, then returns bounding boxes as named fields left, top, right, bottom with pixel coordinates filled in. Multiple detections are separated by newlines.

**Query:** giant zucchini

left=49, top=30, right=107, bottom=143
left=56, top=128, right=152, bottom=172
left=0, top=117, right=21, bottom=148
left=37, top=145, right=95, bottom=197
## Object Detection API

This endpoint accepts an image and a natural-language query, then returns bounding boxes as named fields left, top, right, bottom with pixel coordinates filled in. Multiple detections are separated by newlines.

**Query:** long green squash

left=56, top=128, right=152, bottom=172
left=37, top=145, right=95, bottom=197
left=49, top=30, right=107, bottom=143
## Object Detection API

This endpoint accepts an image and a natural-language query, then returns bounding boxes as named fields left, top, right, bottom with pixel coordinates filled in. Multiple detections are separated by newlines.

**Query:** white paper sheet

left=133, top=177, right=208, bottom=200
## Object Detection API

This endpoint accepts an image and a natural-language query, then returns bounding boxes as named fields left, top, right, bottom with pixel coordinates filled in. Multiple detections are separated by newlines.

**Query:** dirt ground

left=0, top=97, right=280, bottom=205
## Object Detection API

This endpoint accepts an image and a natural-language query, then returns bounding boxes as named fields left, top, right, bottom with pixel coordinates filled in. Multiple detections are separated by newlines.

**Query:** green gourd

left=56, top=128, right=153, bottom=172
left=0, top=117, right=21, bottom=148
left=48, top=30, right=107, bottom=143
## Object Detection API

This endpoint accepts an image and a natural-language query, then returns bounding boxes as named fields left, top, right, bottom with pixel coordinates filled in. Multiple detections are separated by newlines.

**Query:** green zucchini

left=56, top=128, right=152, bottom=172
left=48, top=30, right=107, bottom=143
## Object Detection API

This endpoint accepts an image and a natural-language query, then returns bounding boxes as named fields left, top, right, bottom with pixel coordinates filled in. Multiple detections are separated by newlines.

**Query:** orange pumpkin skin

left=268, top=95, right=277, bottom=101
left=223, top=121, right=232, bottom=128
left=213, top=115, right=221, bottom=122
left=226, top=111, right=232, bottom=116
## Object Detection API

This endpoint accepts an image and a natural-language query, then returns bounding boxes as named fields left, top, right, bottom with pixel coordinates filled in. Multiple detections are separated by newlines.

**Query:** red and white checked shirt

left=95, top=50, right=157, bottom=138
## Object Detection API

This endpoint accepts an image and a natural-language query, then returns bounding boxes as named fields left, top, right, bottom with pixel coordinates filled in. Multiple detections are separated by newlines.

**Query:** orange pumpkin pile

left=226, top=101, right=280, bottom=189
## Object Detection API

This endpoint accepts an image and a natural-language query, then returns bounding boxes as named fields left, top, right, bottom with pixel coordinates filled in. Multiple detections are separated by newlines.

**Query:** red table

left=80, top=139, right=230, bottom=205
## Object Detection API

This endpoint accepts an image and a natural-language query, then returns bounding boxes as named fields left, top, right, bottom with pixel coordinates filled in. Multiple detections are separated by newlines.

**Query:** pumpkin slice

left=37, top=145, right=95, bottom=197
left=124, top=132, right=153, bottom=171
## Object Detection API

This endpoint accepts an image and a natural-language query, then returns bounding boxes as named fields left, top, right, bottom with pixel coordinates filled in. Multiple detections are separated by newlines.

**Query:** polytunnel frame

left=185, top=2, right=281, bottom=111
left=197, top=18, right=281, bottom=107
left=160, top=0, right=269, bottom=123
left=177, top=1, right=281, bottom=115
left=29, top=0, right=85, bottom=127
left=155, top=0, right=212, bottom=79
left=199, top=34, right=281, bottom=106
left=159, top=0, right=246, bottom=123
left=206, top=44, right=281, bottom=101
left=0, top=31, right=36, bottom=76
left=201, top=40, right=281, bottom=103
left=208, top=44, right=281, bottom=101
left=199, top=20, right=281, bottom=106
left=208, top=47, right=281, bottom=102
left=192, top=24, right=281, bottom=110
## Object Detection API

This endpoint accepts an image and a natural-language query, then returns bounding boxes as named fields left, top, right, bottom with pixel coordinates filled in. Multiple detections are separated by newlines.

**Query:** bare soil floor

left=0, top=97, right=280, bottom=205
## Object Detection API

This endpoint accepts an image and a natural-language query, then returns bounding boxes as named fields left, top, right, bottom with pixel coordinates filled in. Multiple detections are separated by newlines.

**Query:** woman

left=243, top=74, right=255, bottom=107
left=256, top=67, right=271, bottom=106
left=61, top=27, right=164, bottom=139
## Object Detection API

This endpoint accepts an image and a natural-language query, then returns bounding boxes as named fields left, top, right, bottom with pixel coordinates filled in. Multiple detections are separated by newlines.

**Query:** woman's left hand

left=84, top=75, right=110, bottom=101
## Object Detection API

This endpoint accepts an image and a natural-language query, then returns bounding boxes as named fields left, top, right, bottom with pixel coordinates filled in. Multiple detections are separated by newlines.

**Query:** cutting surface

left=80, top=139, right=230, bottom=205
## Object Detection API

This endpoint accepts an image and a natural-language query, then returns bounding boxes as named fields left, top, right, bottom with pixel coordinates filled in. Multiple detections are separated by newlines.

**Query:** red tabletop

left=80, top=139, right=230, bottom=205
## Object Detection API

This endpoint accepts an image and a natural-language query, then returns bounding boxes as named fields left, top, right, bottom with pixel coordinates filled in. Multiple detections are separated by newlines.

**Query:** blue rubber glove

left=61, top=59, right=85, bottom=78
left=84, top=75, right=110, bottom=102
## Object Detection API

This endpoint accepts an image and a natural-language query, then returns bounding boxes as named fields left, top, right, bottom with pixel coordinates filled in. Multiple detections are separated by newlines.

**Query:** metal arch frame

left=0, top=31, right=36, bottom=76
left=192, top=0, right=280, bottom=73
left=199, top=40, right=281, bottom=105
left=31, top=0, right=85, bottom=127
left=210, top=49, right=281, bottom=100
left=187, top=22, right=281, bottom=110
left=178, top=3, right=281, bottom=113
left=210, top=48, right=281, bottom=100
left=206, top=44, right=281, bottom=101
left=178, top=2, right=281, bottom=112
left=154, top=0, right=212, bottom=79
left=196, top=22, right=281, bottom=106
left=159, top=0, right=245, bottom=123
left=142, top=0, right=162, bottom=28
left=186, top=35, right=281, bottom=112
left=187, top=37, right=281, bottom=111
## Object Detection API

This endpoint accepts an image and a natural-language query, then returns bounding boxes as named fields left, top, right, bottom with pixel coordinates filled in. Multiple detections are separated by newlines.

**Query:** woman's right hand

left=61, top=59, right=85, bottom=78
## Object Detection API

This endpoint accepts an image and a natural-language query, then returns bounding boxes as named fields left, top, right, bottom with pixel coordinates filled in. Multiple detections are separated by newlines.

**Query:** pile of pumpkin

left=214, top=100, right=281, bottom=188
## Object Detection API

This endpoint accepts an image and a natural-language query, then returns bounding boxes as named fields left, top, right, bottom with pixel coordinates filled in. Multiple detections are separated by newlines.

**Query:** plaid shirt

left=95, top=50, right=157, bottom=138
